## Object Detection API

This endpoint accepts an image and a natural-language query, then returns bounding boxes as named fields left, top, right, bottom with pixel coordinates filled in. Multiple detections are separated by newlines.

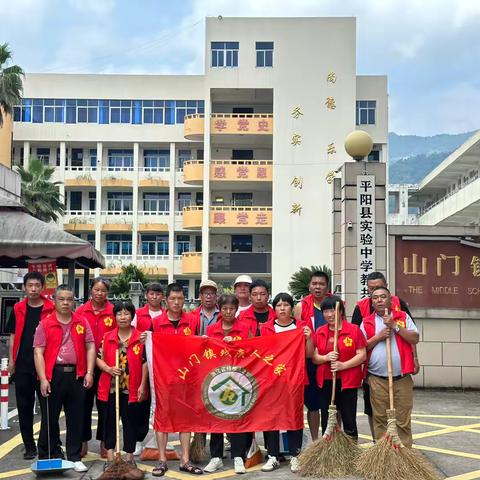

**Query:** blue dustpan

left=31, top=459, right=75, bottom=475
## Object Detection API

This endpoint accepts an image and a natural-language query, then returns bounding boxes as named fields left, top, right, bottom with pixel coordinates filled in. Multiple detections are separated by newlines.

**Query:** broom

left=189, top=433, right=208, bottom=463
left=355, top=313, right=440, bottom=480
left=97, top=349, right=144, bottom=480
left=299, top=302, right=360, bottom=477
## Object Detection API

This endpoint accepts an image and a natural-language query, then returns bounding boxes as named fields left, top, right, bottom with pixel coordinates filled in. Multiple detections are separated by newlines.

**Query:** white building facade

left=12, top=17, right=388, bottom=298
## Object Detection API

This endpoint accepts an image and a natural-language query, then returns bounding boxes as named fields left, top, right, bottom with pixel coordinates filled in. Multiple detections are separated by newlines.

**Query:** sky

left=2, top=0, right=480, bottom=136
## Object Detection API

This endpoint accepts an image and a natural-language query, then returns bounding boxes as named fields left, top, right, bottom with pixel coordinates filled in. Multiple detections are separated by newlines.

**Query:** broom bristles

left=189, top=432, right=207, bottom=463
left=298, top=406, right=360, bottom=478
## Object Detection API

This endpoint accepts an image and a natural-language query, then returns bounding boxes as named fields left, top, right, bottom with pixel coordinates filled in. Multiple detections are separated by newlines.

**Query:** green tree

left=16, top=157, right=65, bottom=222
left=0, top=43, right=24, bottom=126
left=110, top=264, right=148, bottom=298
left=289, top=265, right=332, bottom=299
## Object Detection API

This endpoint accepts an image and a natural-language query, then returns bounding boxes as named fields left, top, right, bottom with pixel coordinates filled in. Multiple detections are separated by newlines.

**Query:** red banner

left=27, top=259, right=57, bottom=295
left=151, top=329, right=305, bottom=433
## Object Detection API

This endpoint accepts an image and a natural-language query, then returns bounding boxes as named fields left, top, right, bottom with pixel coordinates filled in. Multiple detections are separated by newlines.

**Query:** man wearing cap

left=191, top=280, right=220, bottom=336
left=233, top=275, right=252, bottom=316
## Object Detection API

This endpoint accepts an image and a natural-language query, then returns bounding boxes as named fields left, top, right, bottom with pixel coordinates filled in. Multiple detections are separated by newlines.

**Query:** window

left=178, top=150, right=191, bottom=169
left=388, top=192, right=399, bottom=214
left=256, top=42, right=273, bottom=67
left=143, top=100, right=164, bottom=124
left=176, top=279, right=189, bottom=298
left=368, top=150, right=380, bottom=162
left=107, top=192, right=133, bottom=212
left=211, top=42, right=239, bottom=67
left=36, top=148, right=50, bottom=165
left=232, top=192, right=253, bottom=207
left=176, top=235, right=190, bottom=255
left=178, top=192, right=192, bottom=210
left=89, top=149, right=97, bottom=169
left=106, top=234, right=132, bottom=255
left=70, top=191, right=82, bottom=211
left=141, top=235, right=169, bottom=256
left=144, top=150, right=170, bottom=171
left=356, top=100, right=376, bottom=125
left=108, top=149, right=133, bottom=171
left=21, top=99, right=32, bottom=122
left=87, top=233, right=95, bottom=246
left=71, top=148, right=83, bottom=167
left=89, top=191, right=96, bottom=211
left=232, top=149, right=254, bottom=160
left=232, top=235, right=253, bottom=252
left=143, top=192, right=169, bottom=212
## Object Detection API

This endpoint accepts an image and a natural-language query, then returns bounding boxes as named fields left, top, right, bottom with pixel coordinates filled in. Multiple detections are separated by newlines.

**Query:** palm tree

left=0, top=43, right=24, bottom=126
left=289, top=264, right=332, bottom=299
left=16, top=157, right=65, bottom=222
left=111, top=264, right=148, bottom=298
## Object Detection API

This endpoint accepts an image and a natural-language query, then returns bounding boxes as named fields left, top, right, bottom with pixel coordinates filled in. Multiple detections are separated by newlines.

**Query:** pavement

left=0, top=388, right=479, bottom=479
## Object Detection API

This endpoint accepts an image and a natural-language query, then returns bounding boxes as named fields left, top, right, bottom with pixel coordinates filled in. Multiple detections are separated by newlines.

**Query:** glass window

left=141, top=235, right=169, bottom=256
left=66, top=106, right=76, bottom=123
left=121, top=107, right=131, bottom=123
left=44, top=106, right=55, bottom=122
left=133, top=100, right=142, bottom=125
left=232, top=192, right=253, bottom=206
left=111, top=107, right=121, bottom=123
left=178, top=150, right=191, bottom=169
left=13, top=106, right=21, bottom=121
left=211, top=42, right=239, bottom=67
left=108, top=149, right=133, bottom=170
left=87, top=233, right=95, bottom=246
left=89, top=191, right=96, bottom=211
left=177, top=192, right=192, bottom=210
left=256, top=42, right=274, bottom=67
left=232, top=235, right=253, bottom=252
left=143, top=149, right=170, bottom=170
left=70, top=191, right=82, bottom=210
left=36, top=148, right=50, bottom=165
left=106, top=234, right=132, bottom=255
left=176, top=235, right=190, bottom=255
left=77, top=107, right=88, bottom=123
left=356, top=100, right=376, bottom=125
left=107, top=192, right=133, bottom=212
left=143, top=192, right=169, bottom=212
left=33, top=105, right=43, bottom=123
left=89, top=149, right=97, bottom=169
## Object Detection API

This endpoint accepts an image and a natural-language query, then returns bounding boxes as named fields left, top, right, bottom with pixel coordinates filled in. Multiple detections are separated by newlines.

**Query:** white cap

left=199, top=279, right=218, bottom=292
left=234, top=275, right=253, bottom=286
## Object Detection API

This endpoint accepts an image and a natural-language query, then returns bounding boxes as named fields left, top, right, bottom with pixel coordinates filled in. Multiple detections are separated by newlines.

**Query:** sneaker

left=74, top=461, right=88, bottom=472
left=234, top=457, right=246, bottom=474
left=133, top=442, right=144, bottom=456
left=204, top=457, right=223, bottom=473
left=261, top=455, right=280, bottom=472
left=290, top=456, right=300, bottom=473
left=23, top=446, right=37, bottom=460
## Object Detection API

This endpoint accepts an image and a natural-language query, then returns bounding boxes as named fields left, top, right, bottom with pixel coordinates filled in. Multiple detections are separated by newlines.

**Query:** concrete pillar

left=201, top=95, right=211, bottom=280
left=168, top=142, right=176, bottom=283
left=23, top=141, right=30, bottom=169
left=58, top=142, right=66, bottom=214
left=94, top=142, right=103, bottom=277
left=132, top=143, right=139, bottom=263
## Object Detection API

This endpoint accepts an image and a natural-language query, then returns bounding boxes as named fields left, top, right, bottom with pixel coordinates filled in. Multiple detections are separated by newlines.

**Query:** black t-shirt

left=253, top=310, right=270, bottom=336
left=351, top=298, right=413, bottom=326
left=6, top=304, right=43, bottom=373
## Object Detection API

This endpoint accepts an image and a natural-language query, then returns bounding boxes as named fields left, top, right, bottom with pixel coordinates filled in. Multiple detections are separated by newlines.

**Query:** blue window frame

left=141, top=235, right=169, bottom=256
left=356, top=100, right=376, bottom=125
left=211, top=42, right=239, bottom=67
left=106, top=234, right=132, bottom=255
left=256, top=41, right=273, bottom=67
left=176, top=235, right=190, bottom=255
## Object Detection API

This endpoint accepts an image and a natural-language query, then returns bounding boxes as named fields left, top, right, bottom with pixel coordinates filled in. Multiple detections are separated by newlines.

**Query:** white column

left=132, top=143, right=139, bottom=264
left=23, top=141, right=30, bottom=169
left=168, top=142, right=176, bottom=283
left=58, top=142, right=66, bottom=214
left=201, top=95, right=211, bottom=280
left=94, top=142, right=103, bottom=277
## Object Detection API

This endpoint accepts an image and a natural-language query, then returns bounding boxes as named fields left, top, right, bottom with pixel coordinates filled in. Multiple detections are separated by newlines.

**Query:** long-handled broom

left=299, top=302, right=360, bottom=477
left=97, top=349, right=144, bottom=480
left=355, top=320, right=440, bottom=480
left=189, top=433, right=208, bottom=463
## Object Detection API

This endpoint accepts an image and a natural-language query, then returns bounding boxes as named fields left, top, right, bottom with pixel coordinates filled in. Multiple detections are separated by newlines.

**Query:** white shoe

left=261, top=455, right=280, bottom=472
left=74, top=461, right=88, bottom=472
left=133, top=442, right=143, bottom=456
left=204, top=457, right=223, bottom=473
left=234, top=457, right=246, bottom=474
left=290, top=456, right=300, bottom=473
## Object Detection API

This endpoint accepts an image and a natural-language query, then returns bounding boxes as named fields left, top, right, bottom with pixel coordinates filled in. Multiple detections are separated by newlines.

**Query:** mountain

left=387, top=130, right=478, bottom=184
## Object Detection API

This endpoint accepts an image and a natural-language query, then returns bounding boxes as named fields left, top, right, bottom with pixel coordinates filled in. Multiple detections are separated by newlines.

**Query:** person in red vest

left=260, top=292, right=314, bottom=473
left=33, top=284, right=96, bottom=473
left=152, top=283, right=201, bottom=477
left=238, top=279, right=275, bottom=336
left=293, top=270, right=331, bottom=442
left=312, top=296, right=367, bottom=443
left=97, top=301, right=148, bottom=468
left=133, top=282, right=166, bottom=333
left=204, top=294, right=252, bottom=474
left=6, top=272, right=55, bottom=460
left=76, top=277, right=115, bottom=457
left=351, top=271, right=419, bottom=440
left=360, top=286, right=419, bottom=447
left=190, top=280, right=220, bottom=336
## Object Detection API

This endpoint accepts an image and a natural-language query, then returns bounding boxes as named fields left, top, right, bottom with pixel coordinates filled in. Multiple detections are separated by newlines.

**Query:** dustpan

left=31, top=396, right=75, bottom=476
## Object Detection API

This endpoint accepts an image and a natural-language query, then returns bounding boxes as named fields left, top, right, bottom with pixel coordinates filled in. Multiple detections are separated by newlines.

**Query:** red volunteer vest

left=362, top=310, right=415, bottom=376
left=314, top=320, right=365, bottom=389
left=206, top=315, right=252, bottom=340
left=259, top=318, right=308, bottom=336
left=357, top=295, right=402, bottom=319
left=12, top=295, right=54, bottom=361
left=97, top=328, right=147, bottom=403
left=153, top=311, right=198, bottom=336
left=76, top=300, right=115, bottom=351
left=300, top=293, right=333, bottom=329
left=238, top=305, right=275, bottom=336
left=135, top=305, right=167, bottom=333
left=41, top=312, right=88, bottom=381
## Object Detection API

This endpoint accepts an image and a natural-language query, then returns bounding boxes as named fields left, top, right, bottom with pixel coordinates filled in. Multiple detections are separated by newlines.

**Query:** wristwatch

left=394, top=325, right=400, bottom=333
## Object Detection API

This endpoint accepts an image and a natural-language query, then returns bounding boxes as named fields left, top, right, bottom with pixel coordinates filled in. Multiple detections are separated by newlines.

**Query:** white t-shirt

left=132, top=308, right=163, bottom=328
left=235, top=304, right=252, bottom=317
left=273, top=320, right=298, bottom=333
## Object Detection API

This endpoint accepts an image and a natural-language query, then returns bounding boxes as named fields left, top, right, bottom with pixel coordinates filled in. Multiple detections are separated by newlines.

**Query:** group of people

left=6, top=269, right=419, bottom=475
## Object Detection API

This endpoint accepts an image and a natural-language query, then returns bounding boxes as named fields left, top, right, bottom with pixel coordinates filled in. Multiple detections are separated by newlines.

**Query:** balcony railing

left=209, top=252, right=271, bottom=274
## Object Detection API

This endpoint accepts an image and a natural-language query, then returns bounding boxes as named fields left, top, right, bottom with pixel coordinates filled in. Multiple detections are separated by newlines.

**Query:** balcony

left=182, top=252, right=202, bottom=274
left=183, top=160, right=273, bottom=184
left=209, top=252, right=271, bottom=274
left=100, top=211, right=133, bottom=231
left=183, top=206, right=203, bottom=229
left=209, top=206, right=272, bottom=228
left=136, top=255, right=169, bottom=276
left=64, top=172, right=96, bottom=187
left=184, top=113, right=273, bottom=140
left=102, top=254, right=133, bottom=276
left=101, top=169, right=133, bottom=187
left=63, top=210, right=96, bottom=232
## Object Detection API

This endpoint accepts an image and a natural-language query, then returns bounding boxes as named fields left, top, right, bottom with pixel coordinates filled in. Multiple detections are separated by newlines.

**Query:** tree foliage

left=0, top=43, right=24, bottom=126
left=288, top=265, right=332, bottom=299
left=16, top=157, right=65, bottom=222
left=110, top=264, right=148, bottom=298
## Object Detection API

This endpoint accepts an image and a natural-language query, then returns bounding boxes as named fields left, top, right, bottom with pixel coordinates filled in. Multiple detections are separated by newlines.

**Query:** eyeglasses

left=202, top=292, right=216, bottom=297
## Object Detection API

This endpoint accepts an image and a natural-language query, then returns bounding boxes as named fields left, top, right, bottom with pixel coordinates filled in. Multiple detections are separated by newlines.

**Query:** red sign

left=27, top=259, right=58, bottom=295
left=213, top=212, right=226, bottom=224
left=151, top=330, right=305, bottom=432
left=395, top=239, right=480, bottom=309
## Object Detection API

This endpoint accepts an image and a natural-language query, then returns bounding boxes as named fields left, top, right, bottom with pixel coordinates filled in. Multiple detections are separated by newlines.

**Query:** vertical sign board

left=357, top=175, right=376, bottom=298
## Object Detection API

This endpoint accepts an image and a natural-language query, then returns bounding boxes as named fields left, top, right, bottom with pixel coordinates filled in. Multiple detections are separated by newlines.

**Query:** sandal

left=152, top=461, right=168, bottom=477
left=179, top=462, right=203, bottom=475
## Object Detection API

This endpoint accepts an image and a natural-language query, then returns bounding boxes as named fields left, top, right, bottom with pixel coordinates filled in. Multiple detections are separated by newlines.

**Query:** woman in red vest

left=312, top=296, right=366, bottom=442
left=97, top=301, right=148, bottom=468
left=76, top=277, right=116, bottom=457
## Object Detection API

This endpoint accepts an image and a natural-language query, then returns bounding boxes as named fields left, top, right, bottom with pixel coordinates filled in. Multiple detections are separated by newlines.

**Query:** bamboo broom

left=299, top=301, right=360, bottom=477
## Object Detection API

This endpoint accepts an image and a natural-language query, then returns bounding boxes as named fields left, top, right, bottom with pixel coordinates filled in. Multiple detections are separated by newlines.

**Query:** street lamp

left=344, top=130, right=373, bottom=160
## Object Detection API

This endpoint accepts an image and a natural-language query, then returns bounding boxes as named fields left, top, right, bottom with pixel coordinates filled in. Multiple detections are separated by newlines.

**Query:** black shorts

left=363, top=380, right=373, bottom=416
left=304, top=360, right=321, bottom=411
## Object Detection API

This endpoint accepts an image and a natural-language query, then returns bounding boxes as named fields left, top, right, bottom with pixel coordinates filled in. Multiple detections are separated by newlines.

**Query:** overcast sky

left=2, top=0, right=480, bottom=136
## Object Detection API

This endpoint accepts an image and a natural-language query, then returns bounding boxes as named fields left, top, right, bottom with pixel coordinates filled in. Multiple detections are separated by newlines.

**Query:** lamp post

left=344, top=129, right=373, bottom=161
